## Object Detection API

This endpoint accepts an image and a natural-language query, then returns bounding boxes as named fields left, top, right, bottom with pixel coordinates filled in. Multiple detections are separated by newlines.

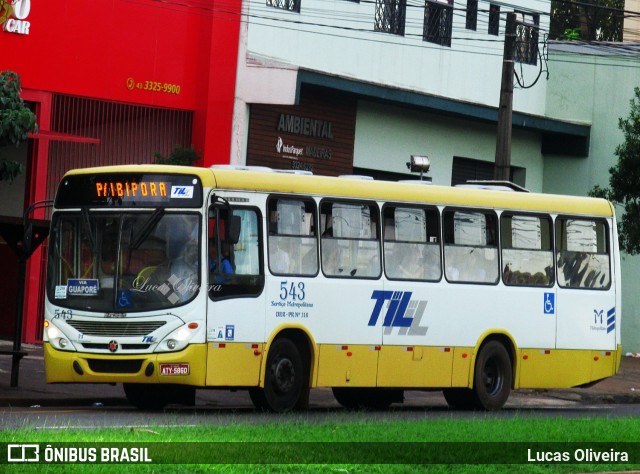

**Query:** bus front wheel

left=254, top=338, right=305, bottom=413
left=472, top=340, right=512, bottom=410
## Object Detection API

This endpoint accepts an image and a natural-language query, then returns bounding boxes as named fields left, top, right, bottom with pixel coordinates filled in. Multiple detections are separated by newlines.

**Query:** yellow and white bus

left=43, top=164, right=622, bottom=411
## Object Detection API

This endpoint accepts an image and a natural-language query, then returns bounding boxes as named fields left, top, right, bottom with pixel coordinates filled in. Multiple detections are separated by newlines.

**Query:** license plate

left=159, top=363, right=190, bottom=376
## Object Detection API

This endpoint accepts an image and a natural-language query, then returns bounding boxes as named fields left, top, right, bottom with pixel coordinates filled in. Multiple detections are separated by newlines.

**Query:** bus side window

left=556, top=218, right=611, bottom=289
left=383, top=205, right=441, bottom=281
left=501, top=214, right=554, bottom=287
left=267, top=197, right=318, bottom=276
left=320, top=200, right=381, bottom=278
left=443, top=209, right=499, bottom=284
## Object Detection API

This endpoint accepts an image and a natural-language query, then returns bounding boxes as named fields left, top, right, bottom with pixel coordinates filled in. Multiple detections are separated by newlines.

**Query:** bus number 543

left=280, top=281, right=305, bottom=301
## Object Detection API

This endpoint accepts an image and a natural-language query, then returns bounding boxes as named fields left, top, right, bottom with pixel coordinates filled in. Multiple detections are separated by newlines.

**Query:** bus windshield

left=47, top=211, right=201, bottom=312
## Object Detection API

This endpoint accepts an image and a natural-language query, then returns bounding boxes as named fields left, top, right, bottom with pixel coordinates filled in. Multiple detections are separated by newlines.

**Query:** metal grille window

left=465, top=0, right=477, bottom=30
left=423, top=0, right=453, bottom=47
left=374, top=0, right=406, bottom=36
left=266, top=0, right=300, bottom=12
left=488, top=4, right=500, bottom=36
left=46, top=95, right=193, bottom=207
left=515, top=12, right=539, bottom=65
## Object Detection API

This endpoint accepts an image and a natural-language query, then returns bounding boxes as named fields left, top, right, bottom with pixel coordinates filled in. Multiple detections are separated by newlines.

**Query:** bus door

left=205, top=198, right=266, bottom=386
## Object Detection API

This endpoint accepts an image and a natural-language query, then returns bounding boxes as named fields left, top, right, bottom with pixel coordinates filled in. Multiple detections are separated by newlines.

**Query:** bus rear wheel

left=471, top=340, right=512, bottom=410
left=253, top=338, right=305, bottom=413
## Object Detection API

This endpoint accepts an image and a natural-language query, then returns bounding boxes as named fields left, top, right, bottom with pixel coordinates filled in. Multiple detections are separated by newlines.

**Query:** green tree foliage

left=590, top=87, right=640, bottom=255
left=550, top=0, right=624, bottom=41
left=0, top=70, right=37, bottom=182
left=153, top=145, right=200, bottom=166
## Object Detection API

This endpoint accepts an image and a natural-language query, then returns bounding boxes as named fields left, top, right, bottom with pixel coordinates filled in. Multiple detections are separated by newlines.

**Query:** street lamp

left=407, top=155, right=430, bottom=181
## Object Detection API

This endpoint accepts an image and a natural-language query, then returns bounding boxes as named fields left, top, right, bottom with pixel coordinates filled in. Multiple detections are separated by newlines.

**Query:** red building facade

left=1, top=0, right=241, bottom=342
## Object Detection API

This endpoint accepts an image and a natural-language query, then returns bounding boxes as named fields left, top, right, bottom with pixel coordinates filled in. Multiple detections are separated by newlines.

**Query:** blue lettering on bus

left=607, top=307, right=616, bottom=334
left=368, top=290, right=418, bottom=328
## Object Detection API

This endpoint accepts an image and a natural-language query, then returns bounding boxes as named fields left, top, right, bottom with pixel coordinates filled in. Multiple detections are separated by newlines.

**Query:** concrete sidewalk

left=1, top=340, right=640, bottom=409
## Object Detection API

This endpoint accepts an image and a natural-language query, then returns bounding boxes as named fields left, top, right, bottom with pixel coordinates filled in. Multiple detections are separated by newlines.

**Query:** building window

left=465, top=0, right=478, bottom=30
left=451, top=157, right=526, bottom=187
left=515, top=12, right=539, bottom=66
left=375, top=0, right=406, bottom=36
left=267, top=0, right=300, bottom=13
left=423, top=0, right=453, bottom=47
left=488, top=4, right=500, bottom=36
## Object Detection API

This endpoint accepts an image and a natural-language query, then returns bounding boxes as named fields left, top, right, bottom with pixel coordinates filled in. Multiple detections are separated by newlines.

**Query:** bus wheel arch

left=251, top=328, right=313, bottom=412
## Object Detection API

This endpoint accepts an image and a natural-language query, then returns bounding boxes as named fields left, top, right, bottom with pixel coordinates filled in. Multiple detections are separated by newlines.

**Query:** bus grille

left=66, top=321, right=166, bottom=336
left=87, top=359, right=144, bottom=374
left=81, top=343, right=151, bottom=351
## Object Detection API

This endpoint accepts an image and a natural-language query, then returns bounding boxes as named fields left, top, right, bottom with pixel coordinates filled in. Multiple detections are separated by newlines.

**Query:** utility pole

left=494, top=12, right=517, bottom=181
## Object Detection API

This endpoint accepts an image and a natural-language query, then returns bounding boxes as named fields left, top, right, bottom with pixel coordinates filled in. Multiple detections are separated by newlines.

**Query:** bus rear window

left=556, top=218, right=610, bottom=289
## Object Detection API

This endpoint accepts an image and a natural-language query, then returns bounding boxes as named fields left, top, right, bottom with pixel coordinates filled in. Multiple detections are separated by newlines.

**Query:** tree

left=549, top=0, right=624, bottom=41
left=590, top=87, right=640, bottom=255
left=153, top=145, right=200, bottom=166
left=0, top=70, right=37, bottom=182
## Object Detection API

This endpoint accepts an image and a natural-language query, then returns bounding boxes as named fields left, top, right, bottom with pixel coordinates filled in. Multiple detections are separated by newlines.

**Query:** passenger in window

left=210, top=242, right=234, bottom=274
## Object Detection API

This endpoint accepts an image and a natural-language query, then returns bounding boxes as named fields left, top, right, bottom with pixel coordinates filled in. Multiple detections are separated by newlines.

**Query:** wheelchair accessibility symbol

left=117, top=290, right=132, bottom=308
left=544, top=292, right=555, bottom=315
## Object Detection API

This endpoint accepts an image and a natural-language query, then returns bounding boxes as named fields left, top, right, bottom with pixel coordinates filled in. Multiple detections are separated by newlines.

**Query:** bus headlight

left=44, top=320, right=75, bottom=351
left=157, top=323, right=199, bottom=352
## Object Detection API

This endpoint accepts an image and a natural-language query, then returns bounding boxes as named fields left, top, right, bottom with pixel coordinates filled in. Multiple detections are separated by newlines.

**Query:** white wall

left=243, top=0, right=550, bottom=115
left=353, top=100, right=544, bottom=190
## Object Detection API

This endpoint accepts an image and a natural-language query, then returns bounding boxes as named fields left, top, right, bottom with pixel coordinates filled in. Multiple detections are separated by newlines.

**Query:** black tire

left=472, top=340, right=512, bottom=411
left=123, top=383, right=195, bottom=410
left=442, top=387, right=476, bottom=410
left=261, top=338, right=305, bottom=413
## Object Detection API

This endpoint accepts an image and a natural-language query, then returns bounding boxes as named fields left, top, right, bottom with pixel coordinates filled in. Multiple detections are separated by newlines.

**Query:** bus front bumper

left=43, top=342, right=207, bottom=386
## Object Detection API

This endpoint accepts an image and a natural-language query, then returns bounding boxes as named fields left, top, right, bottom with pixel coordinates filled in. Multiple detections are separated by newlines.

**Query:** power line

left=127, top=0, right=640, bottom=68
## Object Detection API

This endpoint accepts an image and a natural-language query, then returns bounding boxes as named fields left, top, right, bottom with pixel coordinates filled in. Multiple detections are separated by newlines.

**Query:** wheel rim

left=483, top=357, right=503, bottom=396
left=271, top=357, right=295, bottom=394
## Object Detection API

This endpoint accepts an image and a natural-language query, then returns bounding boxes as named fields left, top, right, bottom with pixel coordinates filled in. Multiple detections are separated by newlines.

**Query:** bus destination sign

left=55, top=173, right=203, bottom=208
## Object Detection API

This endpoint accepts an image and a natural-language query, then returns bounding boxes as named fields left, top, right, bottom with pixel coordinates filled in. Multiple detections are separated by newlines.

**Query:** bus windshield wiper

left=130, top=208, right=165, bottom=250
